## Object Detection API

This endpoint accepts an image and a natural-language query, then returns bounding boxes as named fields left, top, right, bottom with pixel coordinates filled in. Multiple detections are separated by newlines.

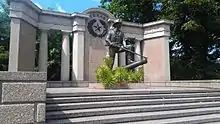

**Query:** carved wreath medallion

left=87, top=14, right=108, bottom=38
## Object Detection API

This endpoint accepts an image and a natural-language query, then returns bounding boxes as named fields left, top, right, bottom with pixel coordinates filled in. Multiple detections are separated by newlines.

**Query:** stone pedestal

left=61, top=31, right=70, bottom=81
left=8, top=18, right=36, bottom=72
left=0, top=72, right=47, bottom=123
left=143, top=20, right=173, bottom=82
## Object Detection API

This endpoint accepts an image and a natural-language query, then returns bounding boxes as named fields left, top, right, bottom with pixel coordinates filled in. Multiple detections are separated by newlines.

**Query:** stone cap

left=143, top=20, right=174, bottom=28
left=71, top=13, right=90, bottom=19
left=83, top=7, right=115, bottom=19
left=0, top=72, right=47, bottom=81
left=9, top=0, right=42, bottom=13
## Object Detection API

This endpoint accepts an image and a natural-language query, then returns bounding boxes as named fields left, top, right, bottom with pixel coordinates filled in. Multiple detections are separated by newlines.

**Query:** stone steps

left=46, top=101, right=220, bottom=119
left=46, top=96, right=220, bottom=111
left=46, top=107, right=220, bottom=124
left=47, top=89, right=220, bottom=97
left=205, top=122, right=220, bottom=124
left=46, top=92, right=220, bottom=104
left=46, top=88, right=220, bottom=123
left=120, top=114, right=220, bottom=124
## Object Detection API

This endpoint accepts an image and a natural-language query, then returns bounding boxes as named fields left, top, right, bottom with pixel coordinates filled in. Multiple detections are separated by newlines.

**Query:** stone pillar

left=72, top=15, right=89, bottom=81
left=0, top=72, right=47, bottom=123
left=61, top=31, right=71, bottom=81
left=8, top=18, right=36, bottom=72
left=119, top=52, right=126, bottom=66
left=113, top=53, right=119, bottom=69
left=72, top=31, right=85, bottom=81
left=143, top=20, right=173, bottom=82
left=38, top=29, right=48, bottom=72
left=135, top=40, right=141, bottom=71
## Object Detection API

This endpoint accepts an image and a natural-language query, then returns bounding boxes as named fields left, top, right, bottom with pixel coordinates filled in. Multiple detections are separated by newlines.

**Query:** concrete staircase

left=46, top=88, right=220, bottom=124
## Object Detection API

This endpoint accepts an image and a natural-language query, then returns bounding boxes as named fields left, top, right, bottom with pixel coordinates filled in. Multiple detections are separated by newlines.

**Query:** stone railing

left=0, top=72, right=47, bottom=123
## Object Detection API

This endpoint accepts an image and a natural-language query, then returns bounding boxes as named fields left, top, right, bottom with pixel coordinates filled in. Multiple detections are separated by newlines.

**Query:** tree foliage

left=160, top=0, right=220, bottom=79
left=101, top=0, right=220, bottom=80
left=36, top=30, right=63, bottom=81
left=0, top=0, right=10, bottom=71
left=100, top=0, right=160, bottom=23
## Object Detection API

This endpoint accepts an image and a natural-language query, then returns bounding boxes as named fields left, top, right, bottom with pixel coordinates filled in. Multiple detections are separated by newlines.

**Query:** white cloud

left=56, top=3, right=66, bottom=13
left=32, top=1, right=43, bottom=9
left=0, top=7, right=3, bottom=12
left=91, top=0, right=101, bottom=2
left=35, top=3, right=43, bottom=9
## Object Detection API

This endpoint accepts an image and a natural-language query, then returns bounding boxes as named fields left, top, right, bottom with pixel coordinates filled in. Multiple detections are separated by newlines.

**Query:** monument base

left=0, top=72, right=47, bottom=124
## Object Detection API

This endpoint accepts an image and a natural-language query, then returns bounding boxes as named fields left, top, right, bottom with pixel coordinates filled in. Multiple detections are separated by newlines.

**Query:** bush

left=96, top=57, right=144, bottom=89
left=113, top=67, right=129, bottom=83
left=127, top=66, right=143, bottom=83
left=96, top=57, right=115, bottom=89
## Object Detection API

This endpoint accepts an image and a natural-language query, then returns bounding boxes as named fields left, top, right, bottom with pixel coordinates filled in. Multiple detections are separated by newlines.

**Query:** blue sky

left=31, top=0, right=101, bottom=13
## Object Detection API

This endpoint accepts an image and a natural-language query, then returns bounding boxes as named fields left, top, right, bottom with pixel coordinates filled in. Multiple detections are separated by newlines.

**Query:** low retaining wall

left=47, top=81, right=89, bottom=88
left=164, top=80, right=220, bottom=89
left=89, top=80, right=220, bottom=89
left=0, top=72, right=47, bottom=124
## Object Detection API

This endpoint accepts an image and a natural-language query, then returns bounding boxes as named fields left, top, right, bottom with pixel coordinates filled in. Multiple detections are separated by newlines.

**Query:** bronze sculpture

left=104, top=19, right=148, bottom=70
left=105, top=19, right=125, bottom=69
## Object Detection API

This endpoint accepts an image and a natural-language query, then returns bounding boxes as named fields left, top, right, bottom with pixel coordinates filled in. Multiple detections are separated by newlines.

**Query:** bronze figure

left=104, top=19, right=148, bottom=70
left=105, top=19, right=125, bottom=69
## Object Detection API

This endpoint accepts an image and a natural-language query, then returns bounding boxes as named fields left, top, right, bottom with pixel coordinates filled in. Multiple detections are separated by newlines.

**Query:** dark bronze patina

left=105, top=19, right=147, bottom=70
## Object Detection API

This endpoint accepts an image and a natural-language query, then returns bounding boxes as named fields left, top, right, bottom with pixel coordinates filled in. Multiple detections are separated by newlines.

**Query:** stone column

left=8, top=18, right=36, bottom=72
left=38, top=29, right=48, bottom=72
left=119, top=52, right=126, bottom=66
left=61, top=31, right=71, bottom=81
left=72, top=31, right=85, bottom=81
left=135, top=40, right=141, bottom=71
left=113, top=53, right=119, bottom=69
left=72, top=14, right=89, bottom=81
left=143, top=20, right=173, bottom=82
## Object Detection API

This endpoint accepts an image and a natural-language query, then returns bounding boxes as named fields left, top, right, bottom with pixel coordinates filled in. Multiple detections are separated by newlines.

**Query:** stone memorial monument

left=6, top=0, right=173, bottom=82
left=0, top=0, right=174, bottom=123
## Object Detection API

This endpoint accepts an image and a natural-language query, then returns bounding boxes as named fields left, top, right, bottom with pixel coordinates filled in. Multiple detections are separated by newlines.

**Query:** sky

left=31, top=0, right=101, bottom=13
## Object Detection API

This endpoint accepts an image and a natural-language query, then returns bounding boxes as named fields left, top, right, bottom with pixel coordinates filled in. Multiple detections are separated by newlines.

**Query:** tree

left=160, top=0, right=220, bottom=79
left=100, top=0, right=160, bottom=23
left=0, top=0, right=10, bottom=71
left=47, top=30, right=62, bottom=81
left=101, top=0, right=220, bottom=80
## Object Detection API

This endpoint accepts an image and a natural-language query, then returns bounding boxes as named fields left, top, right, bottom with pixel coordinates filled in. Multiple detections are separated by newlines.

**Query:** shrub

left=113, top=67, right=129, bottom=83
left=96, top=57, right=144, bottom=89
left=96, top=57, right=115, bottom=89
left=127, top=66, right=143, bottom=83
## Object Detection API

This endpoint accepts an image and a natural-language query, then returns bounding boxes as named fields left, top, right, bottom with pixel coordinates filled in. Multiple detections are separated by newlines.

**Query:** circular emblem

left=87, top=18, right=108, bottom=38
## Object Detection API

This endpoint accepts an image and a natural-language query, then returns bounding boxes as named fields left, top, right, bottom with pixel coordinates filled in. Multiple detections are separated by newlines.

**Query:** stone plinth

left=143, top=20, right=173, bottom=82
left=0, top=72, right=47, bottom=123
